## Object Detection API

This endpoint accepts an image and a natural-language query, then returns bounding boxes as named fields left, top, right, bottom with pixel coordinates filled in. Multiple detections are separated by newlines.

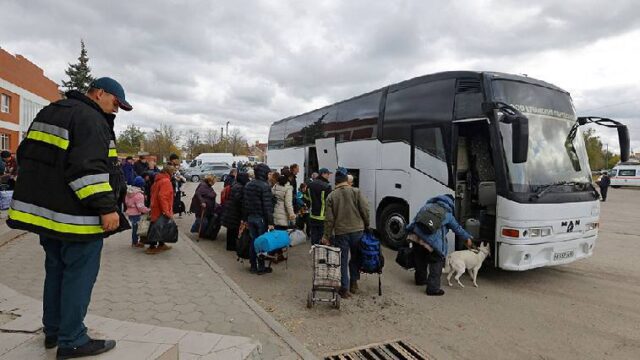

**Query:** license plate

left=553, top=250, right=575, bottom=261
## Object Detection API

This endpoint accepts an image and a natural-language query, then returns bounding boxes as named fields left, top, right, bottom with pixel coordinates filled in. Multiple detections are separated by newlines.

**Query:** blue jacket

left=122, top=162, right=136, bottom=186
left=406, top=195, right=471, bottom=256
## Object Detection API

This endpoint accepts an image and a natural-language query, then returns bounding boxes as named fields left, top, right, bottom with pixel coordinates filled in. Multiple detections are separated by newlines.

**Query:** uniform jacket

left=125, top=186, right=150, bottom=216
left=150, top=172, right=174, bottom=222
left=7, top=90, right=129, bottom=241
left=272, top=183, right=294, bottom=227
left=324, top=183, right=370, bottom=236
left=406, top=195, right=472, bottom=257
left=242, top=163, right=274, bottom=225
left=307, top=177, right=332, bottom=223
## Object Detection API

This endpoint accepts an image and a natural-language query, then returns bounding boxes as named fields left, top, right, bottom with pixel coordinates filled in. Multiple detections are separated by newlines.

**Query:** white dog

left=444, top=242, right=491, bottom=288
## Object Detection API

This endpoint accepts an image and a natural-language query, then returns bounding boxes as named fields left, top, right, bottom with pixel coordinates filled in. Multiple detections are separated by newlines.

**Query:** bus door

left=315, top=138, right=338, bottom=185
left=452, top=118, right=497, bottom=249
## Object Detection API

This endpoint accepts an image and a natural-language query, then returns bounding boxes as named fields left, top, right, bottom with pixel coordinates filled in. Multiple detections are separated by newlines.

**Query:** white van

left=189, top=153, right=234, bottom=167
left=610, top=162, right=640, bottom=187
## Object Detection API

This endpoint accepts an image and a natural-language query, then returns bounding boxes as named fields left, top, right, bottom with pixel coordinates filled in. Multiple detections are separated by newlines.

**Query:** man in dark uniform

left=307, top=168, right=332, bottom=245
left=8, top=77, right=132, bottom=358
left=599, top=171, right=611, bottom=202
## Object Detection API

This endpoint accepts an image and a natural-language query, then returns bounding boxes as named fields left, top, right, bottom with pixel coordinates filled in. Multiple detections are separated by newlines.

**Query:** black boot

left=44, top=335, right=57, bottom=349
left=56, top=339, right=116, bottom=359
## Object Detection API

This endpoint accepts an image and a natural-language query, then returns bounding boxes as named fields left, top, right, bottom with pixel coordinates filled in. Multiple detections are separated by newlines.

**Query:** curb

left=182, top=233, right=318, bottom=360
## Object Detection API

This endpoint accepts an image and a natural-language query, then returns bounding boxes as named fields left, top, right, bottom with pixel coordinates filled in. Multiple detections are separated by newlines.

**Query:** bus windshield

left=493, top=80, right=592, bottom=192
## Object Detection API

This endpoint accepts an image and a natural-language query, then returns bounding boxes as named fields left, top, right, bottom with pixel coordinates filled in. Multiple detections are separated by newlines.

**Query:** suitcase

left=254, top=230, right=290, bottom=254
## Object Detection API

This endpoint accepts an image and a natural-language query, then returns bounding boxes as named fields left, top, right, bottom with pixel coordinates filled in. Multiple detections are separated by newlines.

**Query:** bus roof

left=271, top=71, right=569, bottom=126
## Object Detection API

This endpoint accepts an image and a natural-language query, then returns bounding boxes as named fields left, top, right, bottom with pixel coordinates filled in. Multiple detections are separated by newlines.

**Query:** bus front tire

left=378, top=203, right=408, bottom=250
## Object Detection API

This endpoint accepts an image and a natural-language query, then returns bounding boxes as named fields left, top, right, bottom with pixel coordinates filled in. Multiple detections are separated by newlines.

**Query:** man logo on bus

left=561, top=220, right=580, bottom=233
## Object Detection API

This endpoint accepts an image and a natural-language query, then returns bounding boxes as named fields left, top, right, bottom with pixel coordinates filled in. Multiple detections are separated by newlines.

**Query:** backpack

left=415, top=203, right=447, bottom=234
left=358, top=232, right=384, bottom=295
left=359, top=232, right=384, bottom=273
left=220, top=185, right=232, bottom=205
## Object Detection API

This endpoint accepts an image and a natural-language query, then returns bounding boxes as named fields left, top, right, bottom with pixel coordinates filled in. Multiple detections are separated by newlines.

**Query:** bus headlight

left=585, top=222, right=599, bottom=231
left=528, top=227, right=552, bottom=237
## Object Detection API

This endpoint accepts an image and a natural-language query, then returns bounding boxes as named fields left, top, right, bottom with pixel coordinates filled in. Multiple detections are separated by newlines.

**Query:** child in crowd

left=125, top=176, right=150, bottom=248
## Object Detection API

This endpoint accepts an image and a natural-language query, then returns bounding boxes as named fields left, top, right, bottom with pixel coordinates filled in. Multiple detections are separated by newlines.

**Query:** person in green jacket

left=322, top=168, right=370, bottom=299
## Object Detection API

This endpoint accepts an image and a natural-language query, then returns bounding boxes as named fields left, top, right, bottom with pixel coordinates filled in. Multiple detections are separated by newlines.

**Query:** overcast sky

left=1, top=0, right=639, bottom=153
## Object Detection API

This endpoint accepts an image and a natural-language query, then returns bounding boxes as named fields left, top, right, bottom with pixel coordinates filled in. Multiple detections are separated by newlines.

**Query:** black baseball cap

left=90, top=77, right=133, bottom=111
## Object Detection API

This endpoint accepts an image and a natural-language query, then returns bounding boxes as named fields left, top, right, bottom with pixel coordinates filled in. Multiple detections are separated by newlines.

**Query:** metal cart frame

left=307, top=245, right=341, bottom=309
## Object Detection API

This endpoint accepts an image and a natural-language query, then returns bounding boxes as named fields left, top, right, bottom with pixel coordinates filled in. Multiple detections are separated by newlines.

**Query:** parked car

left=183, top=163, right=231, bottom=182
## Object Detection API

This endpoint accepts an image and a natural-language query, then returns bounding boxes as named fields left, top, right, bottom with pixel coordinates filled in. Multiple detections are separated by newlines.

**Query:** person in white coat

left=272, top=169, right=295, bottom=230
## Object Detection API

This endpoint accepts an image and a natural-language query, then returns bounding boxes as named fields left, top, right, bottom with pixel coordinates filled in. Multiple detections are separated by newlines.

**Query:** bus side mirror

left=618, top=125, right=630, bottom=162
left=511, top=116, right=529, bottom=163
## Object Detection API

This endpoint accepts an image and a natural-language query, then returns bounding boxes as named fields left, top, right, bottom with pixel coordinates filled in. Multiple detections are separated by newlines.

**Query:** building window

left=1, top=94, right=10, bottom=113
left=0, top=133, right=10, bottom=150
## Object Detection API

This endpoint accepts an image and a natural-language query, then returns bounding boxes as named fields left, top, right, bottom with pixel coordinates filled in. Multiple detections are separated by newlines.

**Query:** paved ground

left=0, top=216, right=305, bottom=359
left=176, top=182, right=640, bottom=360
left=0, top=283, right=261, bottom=359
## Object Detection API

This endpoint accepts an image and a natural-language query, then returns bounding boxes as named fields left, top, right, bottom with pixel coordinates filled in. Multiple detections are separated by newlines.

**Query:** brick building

left=0, top=48, right=60, bottom=153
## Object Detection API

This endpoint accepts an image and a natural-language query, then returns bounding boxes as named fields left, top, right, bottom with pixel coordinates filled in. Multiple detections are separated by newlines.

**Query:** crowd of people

left=185, top=162, right=378, bottom=298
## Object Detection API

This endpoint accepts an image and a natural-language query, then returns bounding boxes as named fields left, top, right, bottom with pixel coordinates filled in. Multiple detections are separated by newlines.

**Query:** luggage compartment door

left=315, top=138, right=338, bottom=184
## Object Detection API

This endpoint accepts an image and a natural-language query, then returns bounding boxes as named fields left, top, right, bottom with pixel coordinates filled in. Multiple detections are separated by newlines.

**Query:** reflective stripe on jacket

left=307, top=177, right=331, bottom=222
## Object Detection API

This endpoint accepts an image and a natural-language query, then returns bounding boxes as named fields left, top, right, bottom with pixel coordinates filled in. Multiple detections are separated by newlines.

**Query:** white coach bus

left=267, top=71, right=630, bottom=270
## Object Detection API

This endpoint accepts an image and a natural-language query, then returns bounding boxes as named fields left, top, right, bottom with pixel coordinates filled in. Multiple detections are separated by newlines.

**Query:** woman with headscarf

left=189, top=175, right=217, bottom=234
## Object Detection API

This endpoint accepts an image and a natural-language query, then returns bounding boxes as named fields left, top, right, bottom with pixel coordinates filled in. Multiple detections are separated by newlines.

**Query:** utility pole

left=225, top=121, right=230, bottom=153
left=605, top=143, right=609, bottom=170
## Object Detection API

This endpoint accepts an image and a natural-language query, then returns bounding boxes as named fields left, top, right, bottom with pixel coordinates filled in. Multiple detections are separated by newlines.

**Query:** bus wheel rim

left=386, top=214, right=406, bottom=241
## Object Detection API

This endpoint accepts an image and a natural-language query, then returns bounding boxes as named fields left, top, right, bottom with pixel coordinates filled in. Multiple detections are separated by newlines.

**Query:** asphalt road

left=176, top=181, right=640, bottom=360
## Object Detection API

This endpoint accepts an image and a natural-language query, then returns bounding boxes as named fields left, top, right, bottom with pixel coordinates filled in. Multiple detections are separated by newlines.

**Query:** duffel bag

left=288, top=229, right=307, bottom=247
left=236, top=229, right=251, bottom=260
left=201, top=213, right=221, bottom=240
left=147, top=215, right=179, bottom=244
left=254, top=230, right=290, bottom=254
left=395, top=246, right=415, bottom=270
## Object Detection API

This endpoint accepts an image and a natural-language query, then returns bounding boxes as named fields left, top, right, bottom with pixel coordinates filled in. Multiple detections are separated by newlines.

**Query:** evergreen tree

left=62, top=40, right=94, bottom=92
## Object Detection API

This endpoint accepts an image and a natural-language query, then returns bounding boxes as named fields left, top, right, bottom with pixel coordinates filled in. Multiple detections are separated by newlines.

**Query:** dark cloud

left=1, top=0, right=639, bottom=147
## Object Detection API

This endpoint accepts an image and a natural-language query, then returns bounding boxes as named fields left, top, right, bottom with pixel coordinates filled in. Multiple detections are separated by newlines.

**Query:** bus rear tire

left=378, top=203, right=408, bottom=250
left=612, top=185, right=621, bottom=189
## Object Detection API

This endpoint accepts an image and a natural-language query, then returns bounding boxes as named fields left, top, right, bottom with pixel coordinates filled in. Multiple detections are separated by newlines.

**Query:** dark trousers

left=226, top=226, right=238, bottom=251
left=332, top=231, right=362, bottom=290
left=309, top=222, right=324, bottom=245
left=600, top=186, right=609, bottom=201
left=40, top=236, right=103, bottom=348
left=247, top=215, right=266, bottom=271
left=413, top=245, right=444, bottom=292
